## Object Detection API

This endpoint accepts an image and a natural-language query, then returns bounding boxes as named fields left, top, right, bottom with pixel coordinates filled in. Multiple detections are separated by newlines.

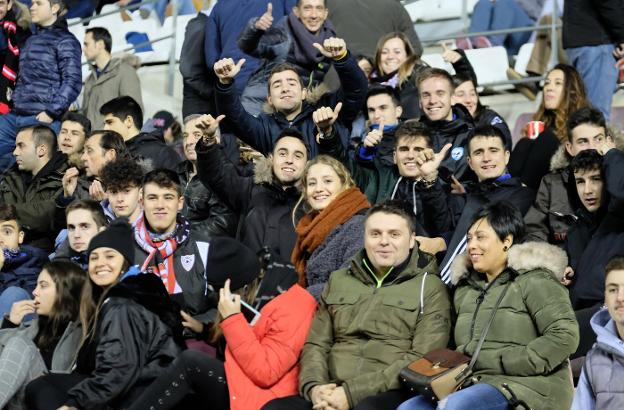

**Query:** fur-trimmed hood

left=549, top=126, right=624, bottom=171
left=450, top=241, right=568, bottom=285
left=253, top=155, right=275, bottom=185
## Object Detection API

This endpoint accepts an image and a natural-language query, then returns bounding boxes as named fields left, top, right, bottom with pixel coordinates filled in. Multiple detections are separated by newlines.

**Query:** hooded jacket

left=196, top=140, right=302, bottom=262
left=572, top=308, right=624, bottom=410
left=1, top=245, right=49, bottom=293
left=67, top=271, right=183, bottom=410
left=298, top=248, right=451, bottom=408
left=214, top=51, right=368, bottom=159
left=0, top=151, right=68, bottom=250
left=451, top=242, right=580, bottom=410
left=82, top=57, right=143, bottom=129
left=12, top=18, right=81, bottom=119
left=125, top=130, right=182, bottom=172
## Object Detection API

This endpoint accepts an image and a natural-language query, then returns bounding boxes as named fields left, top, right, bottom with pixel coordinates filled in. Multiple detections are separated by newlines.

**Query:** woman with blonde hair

left=291, top=155, right=370, bottom=299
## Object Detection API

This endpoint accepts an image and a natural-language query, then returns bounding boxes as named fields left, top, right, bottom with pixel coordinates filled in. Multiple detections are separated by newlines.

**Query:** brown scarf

left=291, top=187, right=370, bottom=285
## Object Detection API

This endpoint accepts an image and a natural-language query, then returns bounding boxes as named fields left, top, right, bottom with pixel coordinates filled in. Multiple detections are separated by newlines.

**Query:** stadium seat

left=514, top=42, right=535, bottom=77
left=464, top=46, right=511, bottom=88
left=403, top=0, right=478, bottom=22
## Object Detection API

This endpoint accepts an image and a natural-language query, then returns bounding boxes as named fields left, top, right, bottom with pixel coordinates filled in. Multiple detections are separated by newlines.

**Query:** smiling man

left=263, top=201, right=451, bottom=410
left=57, top=112, right=91, bottom=157
left=99, top=156, right=144, bottom=225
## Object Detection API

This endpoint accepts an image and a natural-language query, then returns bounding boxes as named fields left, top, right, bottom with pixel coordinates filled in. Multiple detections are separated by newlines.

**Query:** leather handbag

left=400, top=281, right=511, bottom=402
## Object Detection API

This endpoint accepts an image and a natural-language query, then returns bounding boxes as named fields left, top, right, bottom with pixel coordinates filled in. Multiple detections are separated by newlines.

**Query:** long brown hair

left=533, top=64, right=589, bottom=141
left=374, top=32, right=423, bottom=87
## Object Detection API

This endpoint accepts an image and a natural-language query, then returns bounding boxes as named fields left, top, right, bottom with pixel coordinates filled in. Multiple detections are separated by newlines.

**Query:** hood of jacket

left=33, top=150, right=68, bottom=180
left=450, top=241, right=568, bottom=285
left=591, top=308, right=624, bottom=358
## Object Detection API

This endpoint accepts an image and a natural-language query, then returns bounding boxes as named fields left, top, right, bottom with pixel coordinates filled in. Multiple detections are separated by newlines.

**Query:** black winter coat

left=125, top=131, right=182, bottom=172
left=563, top=0, right=624, bottom=49
left=196, top=141, right=303, bottom=263
left=12, top=18, right=81, bottom=118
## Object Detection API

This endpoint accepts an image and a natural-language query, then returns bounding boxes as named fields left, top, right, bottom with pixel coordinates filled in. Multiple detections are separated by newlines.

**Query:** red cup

left=525, top=120, right=545, bottom=139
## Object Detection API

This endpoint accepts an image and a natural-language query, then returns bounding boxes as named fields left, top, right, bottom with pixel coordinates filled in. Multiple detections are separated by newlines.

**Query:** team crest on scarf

left=181, top=255, right=195, bottom=272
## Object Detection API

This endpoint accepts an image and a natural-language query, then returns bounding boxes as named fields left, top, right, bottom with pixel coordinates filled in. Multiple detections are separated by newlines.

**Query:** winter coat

left=451, top=242, right=580, bottom=410
left=1, top=245, right=49, bottom=293
left=0, top=151, right=68, bottom=251
left=305, top=213, right=365, bottom=299
left=176, top=160, right=237, bottom=241
left=325, top=0, right=422, bottom=58
left=82, top=57, right=143, bottom=129
left=420, top=104, right=476, bottom=184
left=318, top=126, right=452, bottom=237
left=572, top=308, right=624, bottom=410
left=67, top=271, right=183, bottom=410
left=439, top=176, right=535, bottom=284
left=12, top=18, right=81, bottom=119
left=196, top=141, right=302, bottom=262
left=214, top=51, right=368, bottom=158
left=0, top=318, right=81, bottom=372
left=125, top=131, right=182, bottom=172
left=222, top=284, right=317, bottom=410
left=563, top=0, right=624, bottom=49
left=509, top=127, right=562, bottom=191
left=298, top=248, right=451, bottom=408
left=567, top=148, right=624, bottom=309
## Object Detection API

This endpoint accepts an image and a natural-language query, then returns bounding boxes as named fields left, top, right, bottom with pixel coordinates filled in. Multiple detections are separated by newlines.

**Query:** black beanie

left=87, top=218, right=135, bottom=264
left=206, top=237, right=261, bottom=291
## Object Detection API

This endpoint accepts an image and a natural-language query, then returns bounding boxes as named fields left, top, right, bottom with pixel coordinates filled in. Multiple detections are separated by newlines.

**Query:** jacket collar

left=591, top=308, right=624, bottom=357
left=350, top=247, right=436, bottom=287
left=450, top=241, right=568, bottom=285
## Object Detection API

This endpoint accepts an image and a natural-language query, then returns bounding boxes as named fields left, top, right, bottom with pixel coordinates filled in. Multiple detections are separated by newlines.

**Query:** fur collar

left=253, top=155, right=275, bottom=185
left=450, top=241, right=568, bottom=285
left=549, top=126, right=624, bottom=172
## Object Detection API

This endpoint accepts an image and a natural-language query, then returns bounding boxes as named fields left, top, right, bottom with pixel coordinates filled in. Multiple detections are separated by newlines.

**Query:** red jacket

left=220, top=284, right=317, bottom=410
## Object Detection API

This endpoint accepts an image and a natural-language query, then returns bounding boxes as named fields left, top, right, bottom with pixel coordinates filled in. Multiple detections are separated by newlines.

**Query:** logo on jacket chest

left=451, top=147, right=464, bottom=161
left=181, top=254, right=195, bottom=272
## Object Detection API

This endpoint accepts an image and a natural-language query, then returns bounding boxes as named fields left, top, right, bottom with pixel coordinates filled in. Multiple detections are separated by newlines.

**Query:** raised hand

left=214, top=58, right=246, bottom=85
left=415, top=143, right=452, bottom=178
left=362, top=118, right=385, bottom=148
left=197, top=114, right=226, bottom=144
left=561, top=266, right=574, bottom=287
left=255, top=2, right=273, bottom=31
left=312, top=37, right=347, bottom=60
left=9, top=300, right=35, bottom=325
left=440, top=42, right=462, bottom=64
left=312, top=102, right=342, bottom=134
left=62, top=167, right=80, bottom=197
left=218, top=279, right=241, bottom=319
left=89, top=180, right=107, bottom=201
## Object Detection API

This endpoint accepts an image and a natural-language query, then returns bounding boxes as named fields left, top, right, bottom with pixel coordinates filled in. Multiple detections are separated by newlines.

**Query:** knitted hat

left=87, top=218, right=135, bottom=264
left=206, top=237, right=261, bottom=291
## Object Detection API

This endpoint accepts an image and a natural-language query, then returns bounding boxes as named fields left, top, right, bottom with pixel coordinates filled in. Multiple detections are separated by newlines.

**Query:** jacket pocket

left=375, top=295, right=421, bottom=337
left=325, top=293, right=359, bottom=335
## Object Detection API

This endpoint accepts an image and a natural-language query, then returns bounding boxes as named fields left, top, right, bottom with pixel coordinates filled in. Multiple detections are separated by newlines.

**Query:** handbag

left=400, top=281, right=511, bottom=402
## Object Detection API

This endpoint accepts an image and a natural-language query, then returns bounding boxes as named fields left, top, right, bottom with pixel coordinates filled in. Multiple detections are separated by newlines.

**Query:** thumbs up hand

left=313, top=37, right=347, bottom=60
left=313, top=102, right=343, bottom=136
left=255, top=2, right=273, bottom=31
left=214, top=58, right=246, bottom=85
left=440, top=42, right=462, bottom=64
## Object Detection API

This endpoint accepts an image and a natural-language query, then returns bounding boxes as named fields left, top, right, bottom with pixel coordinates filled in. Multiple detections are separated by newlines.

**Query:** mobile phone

left=237, top=298, right=261, bottom=325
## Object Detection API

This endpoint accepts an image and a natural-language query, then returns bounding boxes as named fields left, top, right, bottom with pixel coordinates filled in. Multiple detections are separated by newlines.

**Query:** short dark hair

left=65, top=199, right=107, bottom=229
left=18, top=125, right=57, bottom=153
left=566, top=107, right=608, bottom=143
left=394, top=120, right=433, bottom=148
left=48, top=0, right=66, bottom=14
left=0, top=204, right=21, bottom=229
left=466, top=124, right=507, bottom=154
left=142, top=168, right=183, bottom=196
left=267, top=63, right=303, bottom=93
left=570, top=149, right=603, bottom=174
left=86, top=27, right=112, bottom=53
left=274, top=127, right=310, bottom=157
left=87, top=130, right=129, bottom=158
left=417, top=67, right=454, bottom=90
left=61, top=112, right=92, bottom=136
left=606, top=256, right=624, bottom=281
left=365, top=200, right=417, bottom=233
left=99, top=96, right=143, bottom=129
left=468, top=200, right=526, bottom=243
left=100, top=157, right=144, bottom=193
left=366, top=85, right=401, bottom=108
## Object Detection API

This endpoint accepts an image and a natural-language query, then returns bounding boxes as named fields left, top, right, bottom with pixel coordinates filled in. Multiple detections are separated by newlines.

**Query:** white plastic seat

left=513, top=42, right=535, bottom=76
left=464, top=46, right=510, bottom=87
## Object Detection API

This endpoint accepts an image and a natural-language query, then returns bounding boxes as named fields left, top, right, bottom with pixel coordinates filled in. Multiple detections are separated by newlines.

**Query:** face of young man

left=574, top=167, right=604, bottom=213
left=467, top=136, right=510, bottom=182
left=0, top=219, right=23, bottom=251
left=14, top=129, right=44, bottom=175
left=30, top=0, right=58, bottom=26
left=83, top=31, right=102, bottom=62
left=366, top=93, right=402, bottom=126
left=293, top=0, right=328, bottom=34
left=58, top=120, right=86, bottom=156
left=393, top=136, right=430, bottom=178
left=271, top=136, right=307, bottom=186
left=605, top=269, right=624, bottom=339
left=364, top=212, right=415, bottom=274
left=141, top=183, right=184, bottom=234
left=103, top=114, right=132, bottom=141
left=0, top=0, right=12, bottom=21
left=419, top=76, right=453, bottom=122
left=267, top=70, right=306, bottom=117
left=107, top=185, right=142, bottom=222
left=566, top=123, right=611, bottom=157
left=67, top=209, right=103, bottom=253
left=81, top=134, right=115, bottom=177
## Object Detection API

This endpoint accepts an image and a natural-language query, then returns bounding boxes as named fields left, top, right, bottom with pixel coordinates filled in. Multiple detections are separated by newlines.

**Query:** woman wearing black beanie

left=25, top=219, right=185, bottom=410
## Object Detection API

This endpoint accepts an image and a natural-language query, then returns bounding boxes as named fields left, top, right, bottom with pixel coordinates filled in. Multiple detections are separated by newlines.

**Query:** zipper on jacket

left=468, top=275, right=501, bottom=341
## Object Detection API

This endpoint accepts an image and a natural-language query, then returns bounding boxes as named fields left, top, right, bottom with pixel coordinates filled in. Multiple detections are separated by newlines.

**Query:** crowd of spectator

left=0, top=0, right=621, bottom=409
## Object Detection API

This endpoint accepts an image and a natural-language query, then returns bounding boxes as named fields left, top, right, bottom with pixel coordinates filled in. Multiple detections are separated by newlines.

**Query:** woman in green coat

left=397, top=201, right=579, bottom=410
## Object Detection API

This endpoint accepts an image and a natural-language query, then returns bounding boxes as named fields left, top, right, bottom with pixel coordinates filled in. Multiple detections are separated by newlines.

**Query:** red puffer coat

left=220, top=284, right=317, bottom=410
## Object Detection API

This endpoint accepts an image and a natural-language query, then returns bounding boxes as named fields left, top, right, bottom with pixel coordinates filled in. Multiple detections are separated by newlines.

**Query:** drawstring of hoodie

left=390, top=177, right=418, bottom=217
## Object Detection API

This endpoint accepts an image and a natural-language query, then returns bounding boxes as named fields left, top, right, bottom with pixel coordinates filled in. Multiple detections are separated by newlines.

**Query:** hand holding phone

left=218, top=279, right=241, bottom=319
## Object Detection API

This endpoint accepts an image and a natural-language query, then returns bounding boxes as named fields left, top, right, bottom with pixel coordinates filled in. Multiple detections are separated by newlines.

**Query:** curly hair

left=99, top=157, right=144, bottom=193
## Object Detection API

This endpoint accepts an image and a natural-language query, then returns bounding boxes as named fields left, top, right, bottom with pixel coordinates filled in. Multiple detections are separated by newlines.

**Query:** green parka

left=451, top=242, right=580, bottom=410
left=299, top=248, right=451, bottom=408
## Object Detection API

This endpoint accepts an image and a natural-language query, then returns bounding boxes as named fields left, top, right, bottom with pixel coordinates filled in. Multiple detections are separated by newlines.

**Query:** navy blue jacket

left=1, top=245, right=49, bottom=293
left=215, top=52, right=368, bottom=158
left=12, top=18, right=81, bottom=118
